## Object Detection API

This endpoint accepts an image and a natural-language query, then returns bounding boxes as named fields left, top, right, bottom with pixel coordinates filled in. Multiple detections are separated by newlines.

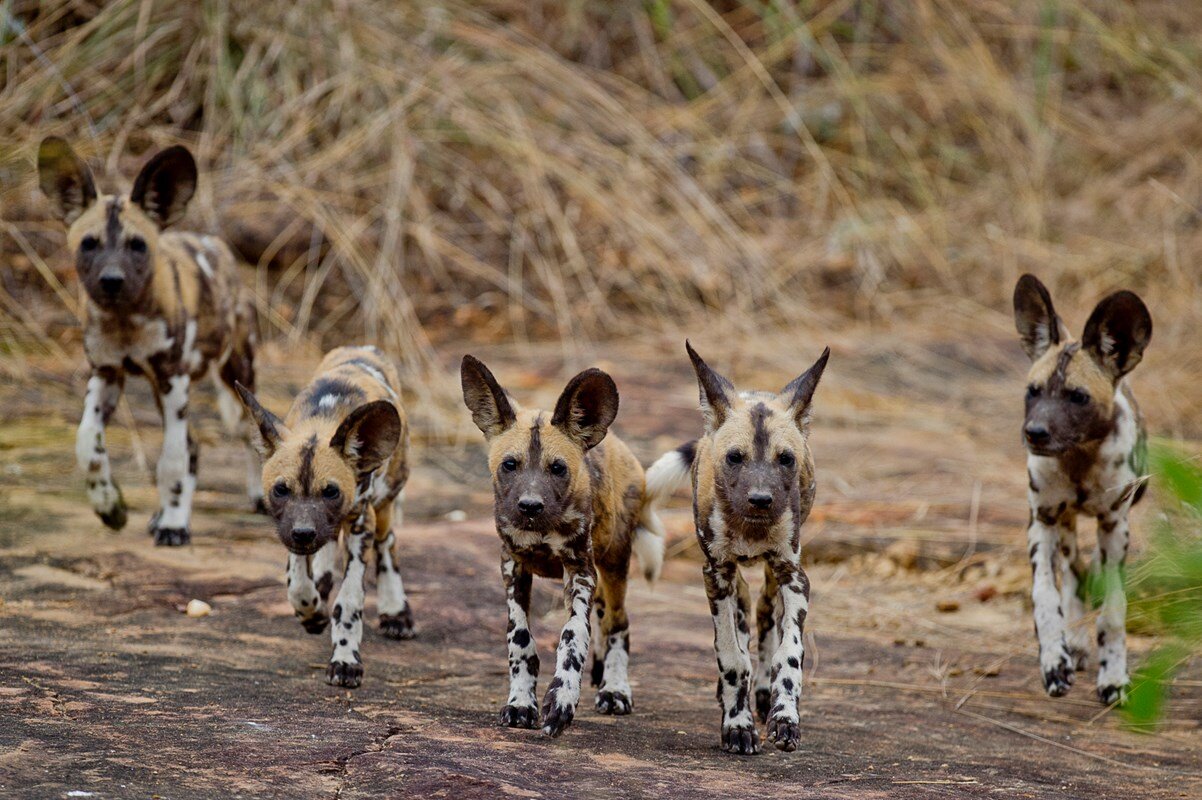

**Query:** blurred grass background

left=2, top=1, right=1201, bottom=427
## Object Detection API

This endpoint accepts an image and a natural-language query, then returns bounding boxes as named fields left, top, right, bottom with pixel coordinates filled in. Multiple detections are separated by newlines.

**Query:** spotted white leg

left=1029, top=507, right=1074, bottom=696
left=541, top=560, right=595, bottom=738
left=375, top=529, right=415, bottom=640
left=151, top=373, right=193, bottom=546
left=704, top=560, right=759, bottom=755
left=77, top=368, right=127, bottom=529
left=594, top=568, right=632, bottom=715
left=214, top=375, right=263, bottom=512
left=286, top=541, right=336, bottom=635
left=500, top=552, right=540, bottom=729
left=1096, top=511, right=1131, bottom=705
left=327, top=508, right=373, bottom=688
left=765, top=555, right=809, bottom=752
left=589, top=593, right=608, bottom=688
left=754, top=564, right=780, bottom=723
left=1056, top=515, right=1091, bottom=670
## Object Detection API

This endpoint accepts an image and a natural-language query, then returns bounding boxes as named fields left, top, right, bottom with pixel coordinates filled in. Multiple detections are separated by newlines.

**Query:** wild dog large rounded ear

left=38, top=137, right=97, bottom=226
left=1013, top=274, right=1066, bottom=361
left=1082, top=291, right=1152, bottom=381
left=234, top=382, right=288, bottom=458
left=685, top=340, right=734, bottom=431
left=130, top=145, right=198, bottom=228
left=331, top=401, right=402, bottom=475
left=782, top=346, right=830, bottom=429
left=461, top=355, right=517, bottom=439
left=552, top=368, right=619, bottom=451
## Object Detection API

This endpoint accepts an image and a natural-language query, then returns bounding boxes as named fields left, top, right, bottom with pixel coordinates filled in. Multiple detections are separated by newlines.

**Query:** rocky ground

left=1, top=333, right=1200, bottom=799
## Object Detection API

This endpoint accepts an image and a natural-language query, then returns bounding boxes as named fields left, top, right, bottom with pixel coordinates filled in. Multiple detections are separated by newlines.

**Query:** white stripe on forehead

left=355, top=361, right=398, bottom=401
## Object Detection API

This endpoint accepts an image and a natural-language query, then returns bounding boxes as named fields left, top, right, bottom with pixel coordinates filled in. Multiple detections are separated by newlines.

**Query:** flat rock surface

left=2, top=340, right=1200, bottom=798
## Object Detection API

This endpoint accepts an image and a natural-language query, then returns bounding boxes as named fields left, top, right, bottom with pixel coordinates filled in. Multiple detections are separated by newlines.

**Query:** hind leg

left=754, top=563, right=779, bottom=723
left=594, top=562, right=632, bottom=715
left=374, top=499, right=416, bottom=640
left=216, top=321, right=264, bottom=513
left=590, top=590, right=608, bottom=687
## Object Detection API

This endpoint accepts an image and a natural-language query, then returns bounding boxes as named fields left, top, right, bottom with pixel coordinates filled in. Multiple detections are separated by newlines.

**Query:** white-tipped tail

left=645, top=444, right=694, bottom=504
left=635, top=443, right=696, bottom=583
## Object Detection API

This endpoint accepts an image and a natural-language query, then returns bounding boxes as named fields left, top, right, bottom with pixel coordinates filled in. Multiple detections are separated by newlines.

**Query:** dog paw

left=1098, top=683, right=1129, bottom=707
left=755, top=688, right=771, bottom=724
left=326, top=660, right=363, bottom=688
left=721, top=723, right=761, bottom=756
left=300, top=614, right=329, bottom=635
left=500, top=704, right=540, bottom=729
left=540, top=693, right=576, bottom=738
left=152, top=526, right=190, bottom=547
left=595, top=689, right=632, bottom=715
left=96, top=493, right=128, bottom=530
left=1041, top=651, right=1075, bottom=698
left=767, top=716, right=801, bottom=752
left=379, top=607, right=416, bottom=640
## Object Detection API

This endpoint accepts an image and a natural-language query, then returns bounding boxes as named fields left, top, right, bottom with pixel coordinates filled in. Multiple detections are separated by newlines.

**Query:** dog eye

left=80, top=235, right=100, bottom=252
left=127, top=236, right=147, bottom=253
left=322, top=484, right=341, bottom=500
left=549, top=460, right=567, bottom=477
left=778, top=451, right=795, bottom=467
left=501, top=457, right=519, bottom=472
left=1068, top=389, right=1090, bottom=405
left=726, top=450, right=744, bottom=466
left=1026, top=384, right=1042, bottom=399
left=272, top=482, right=291, bottom=498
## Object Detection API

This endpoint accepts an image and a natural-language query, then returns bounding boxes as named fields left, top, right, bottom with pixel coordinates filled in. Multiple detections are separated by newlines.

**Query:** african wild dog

left=648, top=342, right=828, bottom=755
left=38, top=138, right=261, bottom=545
left=460, top=356, right=669, bottom=738
left=235, top=346, right=413, bottom=687
left=1013, top=274, right=1152, bottom=705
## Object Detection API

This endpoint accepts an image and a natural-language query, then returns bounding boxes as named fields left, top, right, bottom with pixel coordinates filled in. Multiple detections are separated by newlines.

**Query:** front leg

left=286, top=541, right=336, bottom=634
left=327, top=508, right=373, bottom=688
left=704, top=560, right=759, bottom=755
left=541, top=558, right=595, bottom=738
left=765, top=554, right=810, bottom=752
left=500, top=552, right=539, bottom=729
left=754, top=563, right=780, bottom=723
left=77, top=367, right=127, bottom=529
left=1029, top=505, right=1074, bottom=696
left=1096, top=511, right=1132, bottom=705
left=1055, top=514, right=1090, bottom=669
left=150, top=373, right=194, bottom=546
left=374, top=500, right=416, bottom=640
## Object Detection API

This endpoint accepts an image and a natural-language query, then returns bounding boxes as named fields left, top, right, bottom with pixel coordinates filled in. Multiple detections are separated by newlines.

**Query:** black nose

left=517, top=497, right=544, bottom=516
left=292, top=527, right=317, bottom=546
left=99, top=274, right=124, bottom=295
left=1025, top=425, right=1051, bottom=446
left=748, top=492, right=773, bottom=509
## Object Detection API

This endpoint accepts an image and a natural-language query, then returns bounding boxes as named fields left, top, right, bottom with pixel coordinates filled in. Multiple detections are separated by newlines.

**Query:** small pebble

left=936, top=599, right=960, bottom=613
left=185, top=599, right=212, bottom=618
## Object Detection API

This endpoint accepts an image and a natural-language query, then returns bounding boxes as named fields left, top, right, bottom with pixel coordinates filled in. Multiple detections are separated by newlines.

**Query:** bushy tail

left=634, top=441, right=697, bottom=583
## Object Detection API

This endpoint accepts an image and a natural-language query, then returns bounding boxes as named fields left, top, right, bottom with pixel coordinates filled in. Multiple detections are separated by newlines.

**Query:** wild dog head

left=38, top=137, right=197, bottom=312
left=1013, top=274, right=1152, bottom=456
left=461, top=355, right=618, bottom=536
left=687, top=342, right=829, bottom=528
left=234, top=383, right=401, bottom=555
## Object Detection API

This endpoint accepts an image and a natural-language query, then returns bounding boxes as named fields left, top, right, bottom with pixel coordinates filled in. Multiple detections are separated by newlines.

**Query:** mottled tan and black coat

left=38, top=138, right=259, bottom=546
left=647, top=342, right=829, bottom=755
left=236, top=346, right=413, bottom=688
left=460, top=356, right=669, bottom=738
left=1013, top=275, right=1152, bottom=705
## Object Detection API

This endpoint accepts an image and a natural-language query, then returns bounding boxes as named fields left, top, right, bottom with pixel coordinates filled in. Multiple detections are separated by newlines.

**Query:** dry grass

left=2, top=0, right=1201, bottom=435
